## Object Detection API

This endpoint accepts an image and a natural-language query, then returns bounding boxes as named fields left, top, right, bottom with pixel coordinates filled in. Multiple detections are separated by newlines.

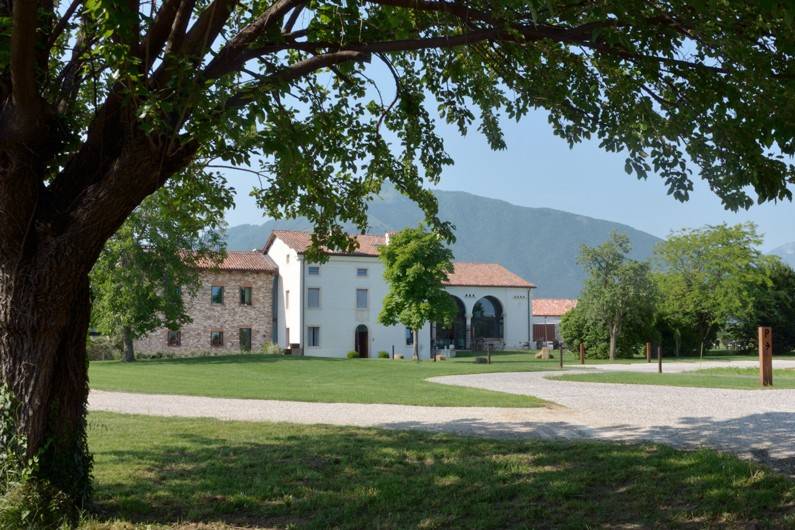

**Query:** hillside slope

left=226, top=189, right=662, bottom=297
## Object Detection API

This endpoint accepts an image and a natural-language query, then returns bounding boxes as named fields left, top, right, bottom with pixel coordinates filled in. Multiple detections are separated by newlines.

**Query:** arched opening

left=434, top=295, right=467, bottom=350
left=354, top=324, right=369, bottom=358
left=472, top=296, right=503, bottom=345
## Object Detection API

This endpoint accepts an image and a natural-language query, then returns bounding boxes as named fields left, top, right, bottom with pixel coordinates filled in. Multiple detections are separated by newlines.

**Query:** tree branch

left=10, top=0, right=39, bottom=117
left=47, top=0, right=82, bottom=49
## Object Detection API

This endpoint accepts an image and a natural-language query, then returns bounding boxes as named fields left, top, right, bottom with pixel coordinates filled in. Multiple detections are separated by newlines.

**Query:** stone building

left=134, top=251, right=278, bottom=354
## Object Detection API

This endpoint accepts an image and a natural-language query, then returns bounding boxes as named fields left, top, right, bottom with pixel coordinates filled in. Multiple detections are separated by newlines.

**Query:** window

left=285, top=290, right=290, bottom=309
left=211, top=331, right=224, bottom=347
left=308, top=265, right=320, bottom=275
left=211, top=286, right=224, bottom=305
left=308, top=287, right=320, bottom=308
left=405, top=327, right=414, bottom=345
left=239, top=286, right=252, bottom=305
left=307, top=326, right=320, bottom=347
left=356, top=288, right=368, bottom=309
left=167, top=330, right=181, bottom=347
left=356, top=267, right=368, bottom=277
left=286, top=254, right=290, bottom=264
left=239, top=328, right=252, bottom=351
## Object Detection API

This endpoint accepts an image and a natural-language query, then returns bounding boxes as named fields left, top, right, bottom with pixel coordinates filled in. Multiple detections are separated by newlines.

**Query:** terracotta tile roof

left=266, top=230, right=386, bottom=256
left=196, top=251, right=277, bottom=272
left=532, top=298, right=578, bottom=317
left=444, top=262, right=536, bottom=288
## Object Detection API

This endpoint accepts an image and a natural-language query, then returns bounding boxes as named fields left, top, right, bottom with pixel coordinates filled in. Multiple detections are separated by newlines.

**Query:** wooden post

left=645, top=342, right=652, bottom=363
left=657, top=345, right=662, bottom=374
left=487, top=343, right=492, bottom=365
left=759, top=326, right=773, bottom=386
left=559, top=343, right=564, bottom=369
left=579, top=342, right=585, bottom=365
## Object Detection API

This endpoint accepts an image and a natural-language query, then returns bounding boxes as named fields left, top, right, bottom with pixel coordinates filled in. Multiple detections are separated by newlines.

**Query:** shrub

left=346, top=351, right=359, bottom=359
left=378, top=351, right=390, bottom=359
left=86, top=336, right=121, bottom=361
left=261, top=341, right=282, bottom=354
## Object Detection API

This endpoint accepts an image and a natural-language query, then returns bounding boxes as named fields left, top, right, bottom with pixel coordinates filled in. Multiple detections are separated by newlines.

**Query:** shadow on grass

left=90, top=414, right=795, bottom=529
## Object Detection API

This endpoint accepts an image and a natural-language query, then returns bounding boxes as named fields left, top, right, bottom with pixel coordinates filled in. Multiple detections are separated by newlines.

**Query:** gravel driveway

left=90, top=359, right=795, bottom=474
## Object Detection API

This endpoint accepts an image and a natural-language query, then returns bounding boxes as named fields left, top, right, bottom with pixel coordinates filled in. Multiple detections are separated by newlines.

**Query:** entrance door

left=239, top=328, right=252, bottom=352
left=355, top=325, right=369, bottom=358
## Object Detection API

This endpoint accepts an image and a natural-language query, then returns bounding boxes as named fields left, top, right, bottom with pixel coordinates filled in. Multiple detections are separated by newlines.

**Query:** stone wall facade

left=134, top=269, right=275, bottom=354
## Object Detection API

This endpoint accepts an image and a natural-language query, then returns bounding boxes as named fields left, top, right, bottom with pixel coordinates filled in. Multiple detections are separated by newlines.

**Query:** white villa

left=135, top=230, right=536, bottom=359
left=265, top=231, right=535, bottom=359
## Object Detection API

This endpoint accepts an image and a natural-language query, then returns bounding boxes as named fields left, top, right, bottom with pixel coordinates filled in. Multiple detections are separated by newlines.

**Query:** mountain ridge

left=225, top=189, right=663, bottom=297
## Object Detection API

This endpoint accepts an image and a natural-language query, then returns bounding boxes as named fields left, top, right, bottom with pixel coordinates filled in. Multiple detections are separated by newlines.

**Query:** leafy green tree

left=0, top=0, right=793, bottom=515
left=726, top=258, right=795, bottom=354
left=561, top=302, right=652, bottom=359
left=379, top=227, right=457, bottom=360
left=576, top=233, right=658, bottom=360
left=654, top=224, right=768, bottom=358
left=90, top=170, right=233, bottom=362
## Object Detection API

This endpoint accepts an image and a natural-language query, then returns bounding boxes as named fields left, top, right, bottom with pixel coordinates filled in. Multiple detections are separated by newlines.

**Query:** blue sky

left=223, top=108, right=795, bottom=252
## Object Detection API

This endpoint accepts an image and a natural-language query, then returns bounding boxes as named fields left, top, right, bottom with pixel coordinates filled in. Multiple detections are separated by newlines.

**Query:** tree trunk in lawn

left=0, top=251, right=93, bottom=514
left=608, top=322, right=618, bottom=361
left=122, top=326, right=135, bottom=362
left=413, top=328, right=420, bottom=361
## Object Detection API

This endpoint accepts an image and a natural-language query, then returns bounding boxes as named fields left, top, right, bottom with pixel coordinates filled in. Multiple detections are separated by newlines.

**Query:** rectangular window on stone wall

left=211, top=330, right=224, bottom=347
left=308, top=265, right=320, bottom=275
left=356, top=288, right=368, bottom=309
left=285, top=290, right=290, bottom=309
left=239, top=328, right=252, bottom=351
left=405, top=327, right=413, bottom=345
left=211, top=286, right=224, bottom=304
left=167, top=330, right=181, bottom=347
left=307, top=326, right=320, bottom=347
left=356, top=268, right=368, bottom=277
left=307, top=287, right=320, bottom=308
left=240, top=286, right=252, bottom=305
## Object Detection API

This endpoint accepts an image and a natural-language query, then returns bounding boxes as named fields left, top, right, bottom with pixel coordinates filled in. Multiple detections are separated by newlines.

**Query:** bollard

left=579, top=342, right=585, bottom=365
left=645, top=342, right=652, bottom=363
left=759, top=326, right=773, bottom=386
left=487, top=343, right=493, bottom=365
left=657, top=345, right=662, bottom=374
left=559, top=343, right=564, bottom=369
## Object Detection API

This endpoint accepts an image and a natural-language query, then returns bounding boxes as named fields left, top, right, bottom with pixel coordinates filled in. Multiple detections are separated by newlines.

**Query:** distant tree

left=654, top=224, right=768, bottom=358
left=379, top=227, right=458, bottom=360
left=91, top=170, right=233, bottom=362
left=726, top=258, right=795, bottom=354
left=561, top=303, right=647, bottom=359
left=575, top=233, right=658, bottom=360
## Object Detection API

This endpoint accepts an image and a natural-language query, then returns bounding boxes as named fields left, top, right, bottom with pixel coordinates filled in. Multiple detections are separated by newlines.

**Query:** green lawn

left=551, top=367, right=795, bottom=389
left=81, top=412, right=795, bottom=529
left=90, top=351, right=562, bottom=407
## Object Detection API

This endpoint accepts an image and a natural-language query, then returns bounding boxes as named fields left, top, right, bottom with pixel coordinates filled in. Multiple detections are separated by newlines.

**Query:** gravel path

left=90, top=359, right=795, bottom=474
left=431, top=359, right=795, bottom=473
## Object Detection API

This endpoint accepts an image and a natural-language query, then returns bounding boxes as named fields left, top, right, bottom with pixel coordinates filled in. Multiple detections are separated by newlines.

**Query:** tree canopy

left=653, top=223, right=768, bottom=357
left=378, top=226, right=457, bottom=360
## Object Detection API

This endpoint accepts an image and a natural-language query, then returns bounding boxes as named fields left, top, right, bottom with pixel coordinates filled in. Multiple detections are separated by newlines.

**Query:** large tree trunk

left=0, top=251, right=93, bottom=516
left=122, top=326, right=135, bottom=362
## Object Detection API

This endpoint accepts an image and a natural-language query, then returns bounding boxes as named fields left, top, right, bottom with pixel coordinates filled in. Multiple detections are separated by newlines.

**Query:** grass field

left=89, top=350, right=776, bottom=407
left=81, top=412, right=795, bottom=529
left=89, top=352, right=559, bottom=407
left=551, top=366, right=795, bottom=389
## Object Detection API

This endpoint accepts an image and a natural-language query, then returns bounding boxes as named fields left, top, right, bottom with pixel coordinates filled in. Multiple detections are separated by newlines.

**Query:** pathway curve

left=430, top=359, right=795, bottom=473
left=89, top=359, right=795, bottom=474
